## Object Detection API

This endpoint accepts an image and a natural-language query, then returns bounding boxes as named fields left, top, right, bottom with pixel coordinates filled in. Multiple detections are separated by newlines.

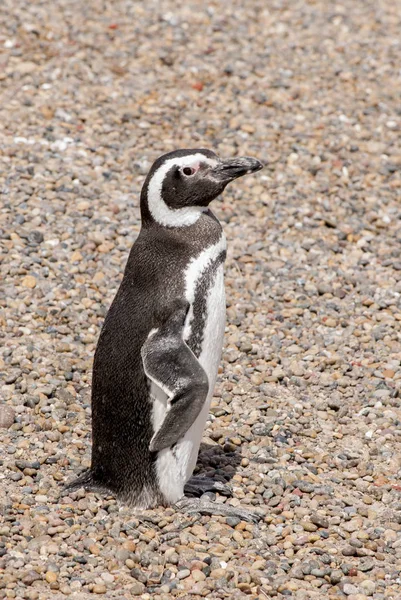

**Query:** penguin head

left=141, top=148, right=263, bottom=227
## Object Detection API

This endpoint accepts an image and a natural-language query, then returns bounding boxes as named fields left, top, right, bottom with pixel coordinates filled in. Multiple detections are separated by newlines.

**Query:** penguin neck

left=140, top=194, right=207, bottom=228
left=142, top=209, right=223, bottom=251
left=140, top=178, right=222, bottom=231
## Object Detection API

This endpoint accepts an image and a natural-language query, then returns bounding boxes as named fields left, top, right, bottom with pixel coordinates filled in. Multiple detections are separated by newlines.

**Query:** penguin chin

left=195, top=188, right=226, bottom=207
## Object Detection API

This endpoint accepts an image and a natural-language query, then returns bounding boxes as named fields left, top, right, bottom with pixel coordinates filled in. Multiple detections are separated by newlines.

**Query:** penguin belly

left=153, top=261, right=226, bottom=504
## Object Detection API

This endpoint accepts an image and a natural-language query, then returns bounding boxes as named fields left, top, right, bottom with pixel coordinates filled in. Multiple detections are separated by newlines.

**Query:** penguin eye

left=182, top=167, right=196, bottom=176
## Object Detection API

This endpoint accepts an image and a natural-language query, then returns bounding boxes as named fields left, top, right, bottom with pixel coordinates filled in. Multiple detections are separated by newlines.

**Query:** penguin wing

left=141, top=299, right=209, bottom=452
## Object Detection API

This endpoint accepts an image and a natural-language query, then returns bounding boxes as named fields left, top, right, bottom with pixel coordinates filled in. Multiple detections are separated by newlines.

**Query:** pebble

left=130, top=581, right=146, bottom=595
left=360, top=580, right=376, bottom=596
left=22, top=571, right=42, bottom=586
left=300, top=520, right=318, bottom=532
left=294, top=480, right=315, bottom=493
left=191, top=569, right=206, bottom=582
left=310, top=513, right=329, bottom=529
left=330, top=570, right=343, bottom=585
left=343, top=583, right=360, bottom=596
left=45, top=571, right=57, bottom=584
left=177, top=568, right=191, bottom=580
left=343, top=546, right=357, bottom=556
left=343, top=519, right=362, bottom=533
left=0, top=405, right=15, bottom=428
left=21, top=275, right=37, bottom=288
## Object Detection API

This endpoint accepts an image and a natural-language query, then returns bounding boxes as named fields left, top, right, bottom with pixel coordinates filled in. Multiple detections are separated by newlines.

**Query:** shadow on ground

left=192, top=442, right=242, bottom=486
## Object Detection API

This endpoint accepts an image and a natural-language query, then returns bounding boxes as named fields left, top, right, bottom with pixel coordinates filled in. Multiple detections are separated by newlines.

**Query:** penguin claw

left=175, top=496, right=264, bottom=523
left=184, top=476, right=232, bottom=497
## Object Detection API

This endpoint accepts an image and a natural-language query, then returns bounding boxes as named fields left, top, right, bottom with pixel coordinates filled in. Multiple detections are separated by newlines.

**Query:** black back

left=90, top=211, right=222, bottom=505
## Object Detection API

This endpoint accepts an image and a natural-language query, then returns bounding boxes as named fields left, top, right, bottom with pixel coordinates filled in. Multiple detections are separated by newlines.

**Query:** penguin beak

left=210, top=156, right=263, bottom=182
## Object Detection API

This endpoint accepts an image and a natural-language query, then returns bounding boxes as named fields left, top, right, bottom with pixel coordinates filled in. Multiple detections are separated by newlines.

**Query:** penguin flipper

left=141, top=299, right=209, bottom=453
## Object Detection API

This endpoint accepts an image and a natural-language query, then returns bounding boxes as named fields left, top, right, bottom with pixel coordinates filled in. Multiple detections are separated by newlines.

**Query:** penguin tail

left=64, top=469, right=94, bottom=493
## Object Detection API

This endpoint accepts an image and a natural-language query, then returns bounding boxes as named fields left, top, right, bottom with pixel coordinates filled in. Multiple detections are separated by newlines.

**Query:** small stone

left=92, top=584, right=107, bottom=594
left=21, top=275, right=37, bottom=288
left=238, top=582, right=252, bottom=593
left=330, top=570, right=343, bottom=584
left=310, top=513, right=329, bottom=528
left=359, top=559, right=374, bottom=572
left=115, top=545, right=130, bottom=560
left=22, top=571, right=42, bottom=586
left=129, top=581, right=145, bottom=595
left=122, top=540, right=136, bottom=552
left=291, top=566, right=304, bottom=579
left=300, top=520, right=318, bottom=532
left=343, top=519, right=361, bottom=533
left=5, top=371, right=20, bottom=384
left=342, top=546, right=356, bottom=556
left=93, top=271, right=105, bottom=283
left=272, top=367, right=285, bottom=380
left=343, top=583, right=359, bottom=595
left=177, top=568, right=191, bottom=580
left=360, top=580, right=375, bottom=596
left=70, top=250, right=83, bottom=262
left=384, top=529, right=397, bottom=542
left=35, top=494, right=48, bottom=503
left=59, top=586, right=71, bottom=596
left=328, top=397, right=342, bottom=411
left=130, top=569, right=147, bottom=584
left=191, top=569, right=206, bottom=582
left=289, top=361, right=305, bottom=376
left=210, top=568, right=227, bottom=579
left=16, top=61, right=37, bottom=74
left=45, top=571, right=57, bottom=584
left=294, top=480, right=315, bottom=493
left=252, top=560, right=266, bottom=570
left=28, top=231, right=44, bottom=244
left=0, top=405, right=15, bottom=428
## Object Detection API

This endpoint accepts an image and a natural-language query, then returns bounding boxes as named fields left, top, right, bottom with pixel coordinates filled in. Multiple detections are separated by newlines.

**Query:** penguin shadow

left=184, top=442, right=242, bottom=498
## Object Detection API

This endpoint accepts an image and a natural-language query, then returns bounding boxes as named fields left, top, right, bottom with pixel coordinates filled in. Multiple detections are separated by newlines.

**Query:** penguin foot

left=184, top=475, right=232, bottom=498
left=175, top=496, right=263, bottom=523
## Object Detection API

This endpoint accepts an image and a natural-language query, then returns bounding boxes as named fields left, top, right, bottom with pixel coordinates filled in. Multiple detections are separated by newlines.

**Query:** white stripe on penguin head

left=147, top=153, right=218, bottom=227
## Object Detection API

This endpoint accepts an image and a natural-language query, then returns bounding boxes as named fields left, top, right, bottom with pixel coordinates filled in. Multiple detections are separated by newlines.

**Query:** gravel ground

left=1, top=0, right=401, bottom=598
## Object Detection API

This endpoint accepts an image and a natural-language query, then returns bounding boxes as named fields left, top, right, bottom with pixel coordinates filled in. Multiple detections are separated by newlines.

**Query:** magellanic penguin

left=67, top=149, right=263, bottom=510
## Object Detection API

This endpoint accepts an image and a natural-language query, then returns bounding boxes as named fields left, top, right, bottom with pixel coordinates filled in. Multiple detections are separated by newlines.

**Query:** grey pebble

left=0, top=405, right=15, bottom=429
left=293, top=480, right=315, bottom=493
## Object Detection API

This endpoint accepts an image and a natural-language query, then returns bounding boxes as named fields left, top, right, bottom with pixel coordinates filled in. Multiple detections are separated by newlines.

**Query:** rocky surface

left=1, top=0, right=401, bottom=598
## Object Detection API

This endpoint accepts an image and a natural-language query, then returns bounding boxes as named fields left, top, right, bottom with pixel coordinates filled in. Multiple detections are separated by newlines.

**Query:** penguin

left=67, top=149, right=263, bottom=510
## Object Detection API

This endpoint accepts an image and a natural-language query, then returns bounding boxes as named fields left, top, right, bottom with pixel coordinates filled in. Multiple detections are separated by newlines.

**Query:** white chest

left=153, top=235, right=227, bottom=503
left=195, top=263, right=226, bottom=384
left=183, top=234, right=227, bottom=376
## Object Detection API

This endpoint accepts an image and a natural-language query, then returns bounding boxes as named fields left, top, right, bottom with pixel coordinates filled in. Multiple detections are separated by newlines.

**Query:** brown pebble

left=21, top=275, right=37, bottom=288
left=45, top=571, right=57, bottom=584
left=92, top=584, right=107, bottom=594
